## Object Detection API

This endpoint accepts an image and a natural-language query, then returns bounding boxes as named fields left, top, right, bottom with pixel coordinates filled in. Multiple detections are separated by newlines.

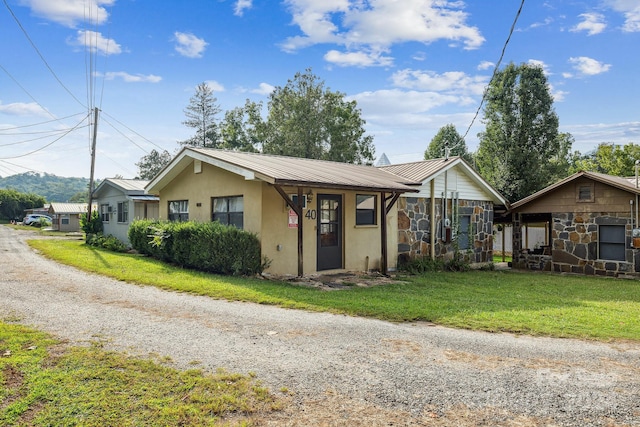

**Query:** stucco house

left=380, top=156, right=508, bottom=263
left=145, top=147, right=419, bottom=276
left=93, top=179, right=159, bottom=245
left=48, top=203, right=89, bottom=232
left=509, top=170, right=640, bottom=276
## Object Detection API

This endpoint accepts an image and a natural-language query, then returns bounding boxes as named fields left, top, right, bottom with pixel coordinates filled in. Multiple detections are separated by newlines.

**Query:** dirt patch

left=270, top=272, right=405, bottom=291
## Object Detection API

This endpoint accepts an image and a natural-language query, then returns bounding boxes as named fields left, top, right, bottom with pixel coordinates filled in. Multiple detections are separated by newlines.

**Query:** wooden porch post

left=273, top=185, right=304, bottom=277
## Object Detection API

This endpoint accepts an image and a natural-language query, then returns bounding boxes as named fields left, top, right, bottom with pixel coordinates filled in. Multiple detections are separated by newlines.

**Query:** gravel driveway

left=1, top=225, right=639, bottom=426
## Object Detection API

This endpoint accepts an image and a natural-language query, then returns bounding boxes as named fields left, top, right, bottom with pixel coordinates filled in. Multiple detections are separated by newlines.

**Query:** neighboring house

left=48, top=203, right=89, bottom=232
left=145, top=147, right=419, bottom=277
left=24, top=204, right=50, bottom=218
left=509, top=171, right=640, bottom=276
left=380, top=156, right=508, bottom=264
left=93, top=179, right=159, bottom=245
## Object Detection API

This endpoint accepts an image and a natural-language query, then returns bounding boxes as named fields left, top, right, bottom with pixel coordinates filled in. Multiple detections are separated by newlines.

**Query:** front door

left=317, top=194, right=342, bottom=271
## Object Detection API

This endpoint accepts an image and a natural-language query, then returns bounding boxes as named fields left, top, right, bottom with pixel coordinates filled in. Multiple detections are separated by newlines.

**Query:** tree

left=0, top=189, right=46, bottom=221
left=262, top=69, right=375, bottom=164
left=136, top=149, right=173, bottom=180
left=219, top=100, right=264, bottom=152
left=424, top=124, right=473, bottom=163
left=571, top=142, right=640, bottom=176
left=179, top=82, right=222, bottom=148
left=475, top=62, right=560, bottom=202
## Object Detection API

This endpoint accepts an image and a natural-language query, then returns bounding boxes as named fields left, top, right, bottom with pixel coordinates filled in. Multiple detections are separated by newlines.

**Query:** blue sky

left=1, top=0, right=639, bottom=179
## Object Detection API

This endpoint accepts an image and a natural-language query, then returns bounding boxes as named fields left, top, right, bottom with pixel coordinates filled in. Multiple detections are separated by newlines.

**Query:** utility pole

left=87, top=107, right=99, bottom=225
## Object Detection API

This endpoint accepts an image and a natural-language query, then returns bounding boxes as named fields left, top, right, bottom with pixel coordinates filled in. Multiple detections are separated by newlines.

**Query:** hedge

left=128, top=219, right=264, bottom=276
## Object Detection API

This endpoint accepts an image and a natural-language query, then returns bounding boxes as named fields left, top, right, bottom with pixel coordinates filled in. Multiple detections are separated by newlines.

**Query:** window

left=599, top=225, right=626, bottom=261
left=577, top=183, right=594, bottom=202
left=212, top=196, right=243, bottom=229
left=356, top=194, right=376, bottom=225
left=290, top=194, right=307, bottom=209
left=61, top=215, right=70, bottom=225
left=100, top=204, right=110, bottom=223
left=117, top=201, right=129, bottom=223
left=168, top=200, right=189, bottom=222
left=457, top=215, right=471, bottom=250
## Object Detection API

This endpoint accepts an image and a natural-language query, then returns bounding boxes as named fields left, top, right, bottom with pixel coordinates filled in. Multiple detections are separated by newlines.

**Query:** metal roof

left=380, top=156, right=509, bottom=206
left=129, top=195, right=159, bottom=201
left=48, top=203, right=89, bottom=214
left=379, top=157, right=462, bottom=182
left=148, top=148, right=421, bottom=193
left=93, top=178, right=152, bottom=197
left=510, top=170, right=640, bottom=210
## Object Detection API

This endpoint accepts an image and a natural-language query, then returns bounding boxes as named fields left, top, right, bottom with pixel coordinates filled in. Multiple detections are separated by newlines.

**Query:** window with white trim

left=117, top=201, right=128, bottom=223
left=100, top=204, right=110, bottom=223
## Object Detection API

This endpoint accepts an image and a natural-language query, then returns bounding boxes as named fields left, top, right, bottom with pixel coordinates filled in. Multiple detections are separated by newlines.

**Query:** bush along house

left=508, top=170, right=640, bottom=276
left=145, top=147, right=420, bottom=277
left=379, top=156, right=508, bottom=264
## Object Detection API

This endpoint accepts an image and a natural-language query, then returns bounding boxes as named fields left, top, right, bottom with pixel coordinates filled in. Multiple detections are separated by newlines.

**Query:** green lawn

left=28, top=239, right=640, bottom=342
left=0, top=322, right=281, bottom=426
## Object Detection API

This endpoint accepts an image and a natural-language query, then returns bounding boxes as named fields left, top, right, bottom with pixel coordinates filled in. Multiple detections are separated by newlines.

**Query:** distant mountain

left=0, top=172, right=94, bottom=202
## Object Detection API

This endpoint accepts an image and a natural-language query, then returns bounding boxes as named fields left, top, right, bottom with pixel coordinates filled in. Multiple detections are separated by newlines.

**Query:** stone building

left=380, top=157, right=508, bottom=264
left=509, top=171, right=640, bottom=276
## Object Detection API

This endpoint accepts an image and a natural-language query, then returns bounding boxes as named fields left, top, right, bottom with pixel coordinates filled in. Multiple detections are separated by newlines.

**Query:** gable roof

left=379, top=156, right=509, bottom=206
left=146, top=147, right=421, bottom=194
left=93, top=178, right=154, bottom=197
left=48, top=203, right=88, bottom=214
left=510, top=170, right=640, bottom=210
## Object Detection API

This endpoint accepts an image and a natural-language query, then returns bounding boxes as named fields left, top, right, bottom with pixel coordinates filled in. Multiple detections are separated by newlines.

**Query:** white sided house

left=380, top=157, right=508, bottom=263
left=93, top=179, right=159, bottom=245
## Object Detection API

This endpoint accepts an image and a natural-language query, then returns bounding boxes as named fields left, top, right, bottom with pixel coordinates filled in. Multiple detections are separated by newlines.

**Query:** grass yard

left=29, top=239, right=640, bottom=342
left=0, top=322, right=282, bottom=426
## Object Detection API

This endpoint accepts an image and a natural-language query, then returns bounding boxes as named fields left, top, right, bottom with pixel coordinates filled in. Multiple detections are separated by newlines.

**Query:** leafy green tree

left=0, top=189, right=46, bottom=221
left=136, top=149, right=173, bottom=180
left=219, top=100, right=263, bottom=152
left=80, top=210, right=103, bottom=236
left=547, top=132, right=574, bottom=181
left=262, top=69, right=375, bottom=164
left=475, top=62, right=560, bottom=202
left=571, top=142, right=640, bottom=176
left=424, top=124, right=473, bottom=163
left=179, top=82, right=222, bottom=148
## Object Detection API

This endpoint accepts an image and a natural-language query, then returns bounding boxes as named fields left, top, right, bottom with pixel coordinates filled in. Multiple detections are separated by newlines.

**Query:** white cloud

left=568, top=56, right=612, bottom=76
left=204, top=80, right=225, bottom=92
left=70, top=30, right=121, bottom=55
left=174, top=32, right=208, bottom=58
left=324, top=49, right=393, bottom=67
left=562, top=121, right=640, bottom=151
left=103, top=72, right=161, bottom=83
left=527, top=59, right=551, bottom=75
left=281, top=0, right=484, bottom=66
left=391, top=69, right=488, bottom=96
left=570, top=13, right=607, bottom=35
left=234, top=0, right=253, bottom=16
left=604, top=0, right=640, bottom=32
left=251, top=83, right=275, bottom=96
left=21, top=0, right=114, bottom=27
left=477, top=61, right=494, bottom=71
left=0, top=101, right=49, bottom=117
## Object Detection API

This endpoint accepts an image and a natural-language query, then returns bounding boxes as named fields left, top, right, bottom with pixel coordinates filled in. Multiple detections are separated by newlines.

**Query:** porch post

left=380, top=191, right=387, bottom=275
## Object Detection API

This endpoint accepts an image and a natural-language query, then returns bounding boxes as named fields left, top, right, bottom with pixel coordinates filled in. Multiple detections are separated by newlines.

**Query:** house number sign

left=305, top=209, right=317, bottom=220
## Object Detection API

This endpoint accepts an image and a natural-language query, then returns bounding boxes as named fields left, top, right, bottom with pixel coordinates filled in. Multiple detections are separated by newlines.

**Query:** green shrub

left=128, top=219, right=264, bottom=276
left=86, top=233, right=127, bottom=253
left=80, top=210, right=103, bottom=235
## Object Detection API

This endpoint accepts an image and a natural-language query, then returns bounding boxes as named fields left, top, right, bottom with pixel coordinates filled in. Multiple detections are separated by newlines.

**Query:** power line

left=461, top=0, right=525, bottom=141
left=100, top=116, right=150, bottom=154
left=3, top=0, right=86, bottom=110
left=0, top=113, right=90, bottom=160
left=0, top=112, right=87, bottom=131
left=102, top=111, right=168, bottom=152
left=0, top=125, right=90, bottom=146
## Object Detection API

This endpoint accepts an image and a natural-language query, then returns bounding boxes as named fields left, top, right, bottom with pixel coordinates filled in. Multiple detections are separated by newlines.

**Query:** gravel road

left=1, top=225, right=639, bottom=426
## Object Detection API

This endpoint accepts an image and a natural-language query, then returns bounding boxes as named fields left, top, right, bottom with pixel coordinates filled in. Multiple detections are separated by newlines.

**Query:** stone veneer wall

left=514, top=212, right=639, bottom=276
left=397, top=197, right=494, bottom=263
